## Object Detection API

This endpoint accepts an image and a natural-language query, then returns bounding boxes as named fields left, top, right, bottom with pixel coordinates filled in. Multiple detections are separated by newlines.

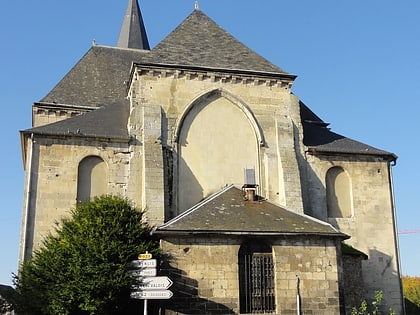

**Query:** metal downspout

left=388, top=160, right=406, bottom=315
left=20, top=133, right=34, bottom=264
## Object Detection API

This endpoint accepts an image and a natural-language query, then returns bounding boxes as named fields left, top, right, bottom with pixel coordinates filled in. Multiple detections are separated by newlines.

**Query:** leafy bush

left=351, top=291, right=395, bottom=315
left=13, top=195, right=160, bottom=315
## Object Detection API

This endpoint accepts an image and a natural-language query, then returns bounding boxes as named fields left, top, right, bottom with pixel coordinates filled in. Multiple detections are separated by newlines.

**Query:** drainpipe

left=388, top=160, right=406, bottom=315
left=20, top=133, right=34, bottom=263
left=296, top=274, right=301, bottom=315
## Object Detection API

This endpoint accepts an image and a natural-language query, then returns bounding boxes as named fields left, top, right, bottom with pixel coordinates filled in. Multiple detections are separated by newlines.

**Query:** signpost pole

left=143, top=299, right=148, bottom=315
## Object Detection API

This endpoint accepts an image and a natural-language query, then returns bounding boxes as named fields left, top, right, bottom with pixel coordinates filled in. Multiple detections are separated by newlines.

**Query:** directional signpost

left=136, top=276, right=173, bottom=290
left=128, top=252, right=173, bottom=315
left=130, top=290, right=173, bottom=300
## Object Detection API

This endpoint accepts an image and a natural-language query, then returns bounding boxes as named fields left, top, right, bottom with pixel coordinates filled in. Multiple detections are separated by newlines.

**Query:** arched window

left=239, top=240, right=275, bottom=313
left=77, top=156, right=108, bottom=203
left=326, top=166, right=352, bottom=218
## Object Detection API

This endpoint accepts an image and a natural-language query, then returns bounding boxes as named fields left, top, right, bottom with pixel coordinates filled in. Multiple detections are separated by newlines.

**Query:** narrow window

left=326, top=166, right=352, bottom=218
left=239, top=241, right=275, bottom=313
left=77, top=156, right=108, bottom=203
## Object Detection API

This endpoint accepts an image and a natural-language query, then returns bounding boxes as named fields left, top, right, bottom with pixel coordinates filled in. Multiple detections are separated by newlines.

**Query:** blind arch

left=326, top=166, right=352, bottom=218
left=77, top=156, right=108, bottom=203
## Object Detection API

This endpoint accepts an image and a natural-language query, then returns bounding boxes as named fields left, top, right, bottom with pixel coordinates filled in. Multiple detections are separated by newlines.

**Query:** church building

left=19, top=1, right=403, bottom=314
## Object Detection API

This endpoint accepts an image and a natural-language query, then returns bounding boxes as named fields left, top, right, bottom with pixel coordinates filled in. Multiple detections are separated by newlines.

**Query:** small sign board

left=128, top=268, right=157, bottom=277
left=138, top=253, right=153, bottom=260
left=130, top=290, right=173, bottom=300
left=129, top=259, right=157, bottom=269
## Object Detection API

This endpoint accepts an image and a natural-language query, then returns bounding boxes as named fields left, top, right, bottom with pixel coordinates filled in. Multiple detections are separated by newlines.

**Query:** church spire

left=117, top=0, right=150, bottom=50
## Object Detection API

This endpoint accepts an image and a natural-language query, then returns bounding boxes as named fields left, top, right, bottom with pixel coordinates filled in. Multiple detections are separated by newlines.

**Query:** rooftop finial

left=194, top=1, right=200, bottom=10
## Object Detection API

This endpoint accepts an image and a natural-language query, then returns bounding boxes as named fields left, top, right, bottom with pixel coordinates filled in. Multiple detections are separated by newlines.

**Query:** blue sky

left=1, top=1, right=419, bottom=285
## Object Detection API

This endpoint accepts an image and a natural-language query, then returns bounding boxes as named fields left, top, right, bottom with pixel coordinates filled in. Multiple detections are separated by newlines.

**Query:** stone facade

left=19, top=2, right=404, bottom=314
left=20, top=136, right=131, bottom=258
left=305, top=154, right=401, bottom=311
left=159, top=236, right=343, bottom=315
left=127, top=66, right=304, bottom=220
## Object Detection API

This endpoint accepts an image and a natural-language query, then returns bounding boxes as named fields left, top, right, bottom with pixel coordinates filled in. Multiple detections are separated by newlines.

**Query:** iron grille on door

left=240, top=252, right=275, bottom=313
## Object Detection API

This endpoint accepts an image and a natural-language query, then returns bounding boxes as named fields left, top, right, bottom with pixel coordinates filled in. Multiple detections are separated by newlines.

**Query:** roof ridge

left=157, top=184, right=235, bottom=229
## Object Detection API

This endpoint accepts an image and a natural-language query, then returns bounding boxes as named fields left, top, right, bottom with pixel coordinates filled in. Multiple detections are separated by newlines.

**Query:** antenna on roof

left=194, top=1, right=200, bottom=10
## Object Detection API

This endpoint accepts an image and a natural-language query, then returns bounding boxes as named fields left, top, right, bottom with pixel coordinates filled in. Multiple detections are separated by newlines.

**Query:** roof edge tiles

left=153, top=230, right=348, bottom=238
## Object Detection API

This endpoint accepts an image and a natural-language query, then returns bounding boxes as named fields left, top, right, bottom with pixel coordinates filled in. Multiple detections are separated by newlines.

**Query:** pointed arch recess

left=175, top=88, right=264, bottom=212
left=174, top=88, right=265, bottom=146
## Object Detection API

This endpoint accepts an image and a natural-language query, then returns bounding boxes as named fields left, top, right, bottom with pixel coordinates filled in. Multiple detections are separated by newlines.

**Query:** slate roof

left=40, top=9, right=291, bottom=110
left=154, top=185, right=347, bottom=238
left=26, top=3, right=395, bottom=161
left=140, top=9, right=290, bottom=75
left=40, top=46, right=149, bottom=108
left=300, top=101, right=397, bottom=160
left=22, top=102, right=130, bottom=140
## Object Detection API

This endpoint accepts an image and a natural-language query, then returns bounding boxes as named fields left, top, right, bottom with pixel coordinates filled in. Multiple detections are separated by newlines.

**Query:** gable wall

left=129, top=67, right=306, bottom=218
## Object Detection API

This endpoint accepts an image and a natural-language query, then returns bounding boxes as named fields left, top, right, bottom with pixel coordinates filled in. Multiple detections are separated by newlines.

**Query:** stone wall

left=129, top=66, right=306, bottom=216
left=159, top=236, right=343, bottom=315
left=20, top=136, right=131, bottom=261
left=304, top=153, right=402, bottom=313
left=342, top=251, right=366, bottom=314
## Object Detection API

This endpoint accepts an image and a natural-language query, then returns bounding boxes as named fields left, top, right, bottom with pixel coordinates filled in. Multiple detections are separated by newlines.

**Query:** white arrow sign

left=137, top=276, right=173, bottom=290
left=130, top=290, right=173, bottom=300
left=129, top=259, right=157, bottom=269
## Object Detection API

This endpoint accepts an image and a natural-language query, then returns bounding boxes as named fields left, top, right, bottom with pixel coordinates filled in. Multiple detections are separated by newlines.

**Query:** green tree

left=13, top=195, right=159, bottom=315
left=403, top=276, right=420, bottom=308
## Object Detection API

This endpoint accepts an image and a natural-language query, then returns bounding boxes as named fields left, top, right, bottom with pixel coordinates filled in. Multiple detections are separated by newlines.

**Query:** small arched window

left=326, top=166, right=352, bottom=218
left=238, top=240, right=275, bottom=313
left=77, top=156, right=108, bottom=203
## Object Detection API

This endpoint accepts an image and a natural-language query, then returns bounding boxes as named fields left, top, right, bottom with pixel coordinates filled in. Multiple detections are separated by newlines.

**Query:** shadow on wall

left=157, top=253, right=236, bottom=315
left=161, top=110, right=204, bottom=217
left=176, top=156, right=204, bottom=214
left=366, top=248, right=402, bottom=310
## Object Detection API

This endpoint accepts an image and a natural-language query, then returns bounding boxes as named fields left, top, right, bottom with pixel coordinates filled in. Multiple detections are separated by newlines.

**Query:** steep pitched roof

left=300, top=101, right=397, bottom=160
left=117, top=0, right=150, bottom=50
left=154, top=185, right=347, bottom=238
left=40, top=46, right=149, bottom=107
left=22, top=102, right=130, bottom=140
left=142, top=9, right=289, bottom=75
